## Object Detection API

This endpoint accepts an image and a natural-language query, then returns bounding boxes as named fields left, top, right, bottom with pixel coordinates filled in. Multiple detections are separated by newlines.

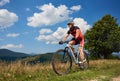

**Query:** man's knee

left=68, top=41, right=74, bottom=45
left=78, top=46, right=83, bottom=50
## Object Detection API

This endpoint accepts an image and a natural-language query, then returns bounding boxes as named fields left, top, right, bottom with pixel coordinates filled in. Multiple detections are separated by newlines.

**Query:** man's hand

left=59, top=41, right=63, bottom=44
left=72, top=38, right=77, bottom=41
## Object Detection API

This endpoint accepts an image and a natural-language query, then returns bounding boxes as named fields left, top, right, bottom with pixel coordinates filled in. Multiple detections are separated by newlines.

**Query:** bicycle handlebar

left=63, top=41, right=69, bottom=44
left=59, top=41, right=69, bottom=45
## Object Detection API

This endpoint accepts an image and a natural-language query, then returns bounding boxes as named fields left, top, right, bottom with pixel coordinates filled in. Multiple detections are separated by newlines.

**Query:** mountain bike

left=51, top=41, right=89, bottom=75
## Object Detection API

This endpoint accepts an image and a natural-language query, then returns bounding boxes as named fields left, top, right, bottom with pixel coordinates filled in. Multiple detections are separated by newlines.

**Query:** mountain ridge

left=0, top=49, right=30, bottom=61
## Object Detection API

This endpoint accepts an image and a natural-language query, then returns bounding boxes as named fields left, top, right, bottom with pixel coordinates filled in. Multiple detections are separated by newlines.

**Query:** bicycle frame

left=65, top=43, right=79, bottom=64
left=52, top=41, right=89, bottom=75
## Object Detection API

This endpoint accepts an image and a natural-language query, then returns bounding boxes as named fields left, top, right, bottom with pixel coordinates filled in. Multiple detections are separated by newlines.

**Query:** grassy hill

left=0, top=60, right=120, bottom=81
left=21, top=53, right=54, bottom=64
left=0, top=49, right=120, bottom=81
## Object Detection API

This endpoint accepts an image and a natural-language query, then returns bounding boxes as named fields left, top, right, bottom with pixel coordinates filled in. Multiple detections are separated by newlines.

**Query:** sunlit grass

left=0, top=60, right=120, bottom=81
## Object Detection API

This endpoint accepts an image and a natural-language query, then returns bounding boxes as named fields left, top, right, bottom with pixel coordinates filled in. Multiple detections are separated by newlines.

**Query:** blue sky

left=0, top=0, right=120, bottom=54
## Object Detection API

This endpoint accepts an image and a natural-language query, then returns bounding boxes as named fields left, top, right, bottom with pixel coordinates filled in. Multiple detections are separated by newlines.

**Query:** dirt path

left=112, top=76, right=120, bottom=81
left=90, top=76, right=120, bottom=81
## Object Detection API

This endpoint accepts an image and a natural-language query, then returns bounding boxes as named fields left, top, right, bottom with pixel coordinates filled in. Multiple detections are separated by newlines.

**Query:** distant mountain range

left=22, top=53, right=54, bottom=64
left=0, top=49, right=30, bottom=61
left=0, top=49, right=54, bottom=63
left=0, top=48, right=119, bottom=63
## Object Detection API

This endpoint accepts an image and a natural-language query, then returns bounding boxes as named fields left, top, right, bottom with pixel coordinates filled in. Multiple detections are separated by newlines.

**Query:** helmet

left=67, top=21, right=74, bottom=25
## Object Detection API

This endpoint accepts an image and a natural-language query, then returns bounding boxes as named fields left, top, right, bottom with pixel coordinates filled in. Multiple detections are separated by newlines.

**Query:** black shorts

left=71, top=38, right=80, bottom=45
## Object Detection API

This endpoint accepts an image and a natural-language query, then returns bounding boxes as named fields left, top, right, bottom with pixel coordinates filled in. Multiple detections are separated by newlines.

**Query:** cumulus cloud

left=0, top=44, right=23, bottom=49
left=0, top=9, right=18, bottom=29
left=36, top=27, right=68, bottom=44
left=27, top=3, right=71, bottom=27
left=39, top=28, right=53, bottom=35
left=6, top=33, right=20, bottom=37
left=70, top=5, right=81, bottom=11
left=0, top=0, right=10, bottom=6
left=73, top=18, right=91, bottom=34
left=36, top=18, right=91, bottom=44
left=31, top=3, right=90, bottom=44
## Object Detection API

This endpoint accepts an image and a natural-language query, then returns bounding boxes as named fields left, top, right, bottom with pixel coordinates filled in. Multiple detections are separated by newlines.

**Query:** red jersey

left=67, top=26, right=84, bottom=46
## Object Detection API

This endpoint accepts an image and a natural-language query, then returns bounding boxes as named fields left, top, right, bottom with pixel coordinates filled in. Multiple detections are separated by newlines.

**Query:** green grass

left=0, top=60, right=120, bottom=81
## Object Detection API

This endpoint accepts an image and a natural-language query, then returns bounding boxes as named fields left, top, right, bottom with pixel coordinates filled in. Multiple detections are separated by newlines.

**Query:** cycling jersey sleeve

left=76, top=29, right=80, bottom=39
left=67, top=30, right=70, bottom=34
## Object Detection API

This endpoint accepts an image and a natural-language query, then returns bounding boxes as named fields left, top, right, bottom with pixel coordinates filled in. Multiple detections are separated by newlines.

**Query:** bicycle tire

left=78, top=51, right=89, bottom=69
left=52, top=49, right=72, bottom=75
left=83, top=51, right=89, bottom=69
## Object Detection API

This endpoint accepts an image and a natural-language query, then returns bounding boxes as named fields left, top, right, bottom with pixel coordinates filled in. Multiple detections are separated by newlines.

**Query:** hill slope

left=0, top=60, right=120, bottom=81
left=22, top=53, right=54, bottom=64
left=0, top=49, right=30, bottom=61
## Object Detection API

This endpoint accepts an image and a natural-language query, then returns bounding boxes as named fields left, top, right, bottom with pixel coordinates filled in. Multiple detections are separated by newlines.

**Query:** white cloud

left=36, top=27, right=68, bottom=44
left=70, top=5, right=81, bottom=11
left=39, top=28, right=53, bottom=35
left=0, top=0, right=10, bottom=6
left=27, top=3, right=71, bottom=27
left=0, top=44, right=23, bottom=49
left=6, top=33, right=20, bottom=37
left=0, top=9, right=18, bottom=29
left=36, top=18, right=91, bottom=44
left=73, top=18, right=91, bottom=34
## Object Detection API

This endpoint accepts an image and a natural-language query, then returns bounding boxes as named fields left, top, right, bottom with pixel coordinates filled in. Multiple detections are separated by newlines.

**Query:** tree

left=84, top=14, right=120, bottom=59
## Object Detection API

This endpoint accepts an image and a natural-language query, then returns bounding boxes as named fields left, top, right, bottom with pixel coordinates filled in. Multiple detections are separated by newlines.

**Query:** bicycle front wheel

left=52, top=49, right=72, bottom=75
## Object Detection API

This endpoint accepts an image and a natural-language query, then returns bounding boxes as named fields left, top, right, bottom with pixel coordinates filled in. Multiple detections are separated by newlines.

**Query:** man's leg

left=78, top=46, right=85, bottom=61
left=78, top=46, right=85, bottom=69
left=78, top=38, right=85, bottom=61
left=68, top=41, right=75, bottom=53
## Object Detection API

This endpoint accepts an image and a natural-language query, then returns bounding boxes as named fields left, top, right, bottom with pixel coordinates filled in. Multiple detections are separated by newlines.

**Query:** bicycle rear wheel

left=83, top=51, right=89, bottom=69
left=79, top=51, right=89, bottom=69
left=52, top=49, right=72, bottom=75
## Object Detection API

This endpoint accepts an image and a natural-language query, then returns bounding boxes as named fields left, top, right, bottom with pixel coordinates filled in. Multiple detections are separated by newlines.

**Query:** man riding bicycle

left=59, top=21, right=85, bottom=64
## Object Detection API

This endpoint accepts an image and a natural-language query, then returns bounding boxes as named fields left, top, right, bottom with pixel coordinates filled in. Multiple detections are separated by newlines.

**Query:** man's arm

left=75, top=29, right=80, bottom=39
left=61, top=34, right=69, bottom=42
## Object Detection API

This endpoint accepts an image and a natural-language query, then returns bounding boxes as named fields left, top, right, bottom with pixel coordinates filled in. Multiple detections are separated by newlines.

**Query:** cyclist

left=59, top=21, right=85, bottom=64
